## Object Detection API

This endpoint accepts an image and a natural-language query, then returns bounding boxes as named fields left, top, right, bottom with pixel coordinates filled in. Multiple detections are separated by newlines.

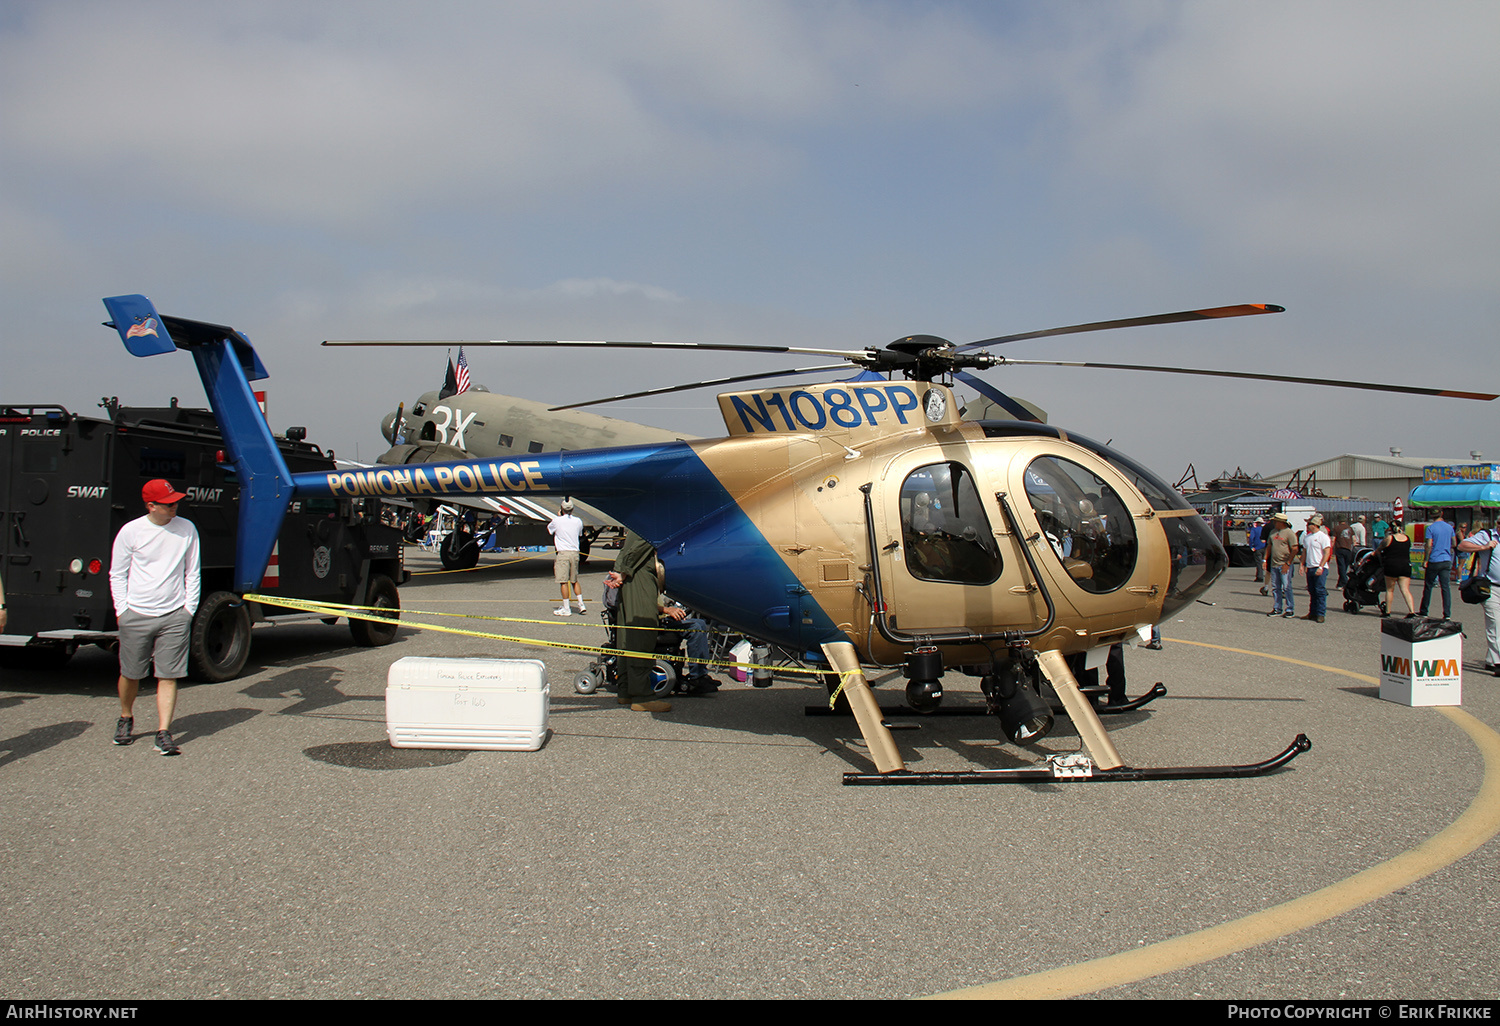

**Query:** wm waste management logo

left=1380, top=655, right=1460, bottom=683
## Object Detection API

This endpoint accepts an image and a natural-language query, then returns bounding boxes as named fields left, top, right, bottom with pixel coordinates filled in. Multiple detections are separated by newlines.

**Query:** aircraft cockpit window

left=1023, top=456, right=1137, bottom=593
left=899, top=463, right=1001, bottom=585
left=1065, top=433, right=1192, bottom=512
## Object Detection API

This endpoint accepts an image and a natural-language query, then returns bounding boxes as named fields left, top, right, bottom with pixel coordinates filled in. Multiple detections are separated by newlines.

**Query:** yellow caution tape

left=407, top=552, right=548, bottom=576
left=243, top=592, right=824, bottom=679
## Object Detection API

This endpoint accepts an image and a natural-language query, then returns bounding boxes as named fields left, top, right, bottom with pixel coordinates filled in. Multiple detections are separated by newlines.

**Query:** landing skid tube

left=803, top=683, right=1168, bottom=718
left=841, top=734, right=1311, bottom=786
left=1095, top=682, right=1168, bottom=714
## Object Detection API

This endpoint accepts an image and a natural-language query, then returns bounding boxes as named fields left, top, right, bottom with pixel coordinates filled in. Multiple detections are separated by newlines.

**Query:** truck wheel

left=189, top=591, right=251, bottom=682
left=350, top=574, right=401, bottom=647
left=439, top=530, right=479, bottom=570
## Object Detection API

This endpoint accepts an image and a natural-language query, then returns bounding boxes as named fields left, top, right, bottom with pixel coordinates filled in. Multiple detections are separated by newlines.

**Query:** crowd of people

left=1246, top=506, right=1499, bottom=674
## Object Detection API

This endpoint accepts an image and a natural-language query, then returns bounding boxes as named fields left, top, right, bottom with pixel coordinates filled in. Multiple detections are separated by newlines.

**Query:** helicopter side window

left=1023, top=456, right=1137, bottom=593
left=899, top=463, right=1001, bottom=585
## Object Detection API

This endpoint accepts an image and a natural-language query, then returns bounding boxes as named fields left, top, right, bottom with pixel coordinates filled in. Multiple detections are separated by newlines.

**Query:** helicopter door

left=1014, top=453, right=1149, bottom=625
left=878, top=457, right=1023, bottom=632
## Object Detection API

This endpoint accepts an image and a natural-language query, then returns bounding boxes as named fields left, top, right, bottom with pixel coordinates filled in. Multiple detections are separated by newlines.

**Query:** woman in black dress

left=1380, top=520, right=1414, bottom=615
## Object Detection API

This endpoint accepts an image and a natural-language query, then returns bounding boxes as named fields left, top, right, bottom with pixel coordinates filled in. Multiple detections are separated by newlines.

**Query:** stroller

left=572, top=587, right=690, bottom=699
left=1341, top=546, right=1385, bottom=614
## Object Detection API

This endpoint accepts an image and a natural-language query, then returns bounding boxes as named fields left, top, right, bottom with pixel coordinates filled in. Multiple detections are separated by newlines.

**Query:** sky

left=2, top=0, right=1496, bottom=482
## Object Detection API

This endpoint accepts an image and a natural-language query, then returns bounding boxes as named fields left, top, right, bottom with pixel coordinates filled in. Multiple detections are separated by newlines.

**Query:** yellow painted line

left=928, top=648, right=1500, bottom=1000
left=1168, top=637, right=1383, bottom=684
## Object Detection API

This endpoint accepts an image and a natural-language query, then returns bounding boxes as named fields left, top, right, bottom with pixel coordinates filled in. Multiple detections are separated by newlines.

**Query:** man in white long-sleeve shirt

left=109, top=480, right=201, bottom=755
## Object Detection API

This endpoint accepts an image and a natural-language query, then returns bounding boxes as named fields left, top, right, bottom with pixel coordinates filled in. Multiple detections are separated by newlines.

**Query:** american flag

left=124, top=317, right=159, bottom=339
left=455, top=347, right=471, bottom=395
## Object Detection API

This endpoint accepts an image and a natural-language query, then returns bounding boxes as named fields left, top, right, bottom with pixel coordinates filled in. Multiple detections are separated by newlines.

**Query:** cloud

left=542, top=278, right=684, bottom=303
left=3, top=2, right=1493, bottom=477
left=0, top=1, right=1029, bottom=229
left=1053, top=1, right=1500, bottom=290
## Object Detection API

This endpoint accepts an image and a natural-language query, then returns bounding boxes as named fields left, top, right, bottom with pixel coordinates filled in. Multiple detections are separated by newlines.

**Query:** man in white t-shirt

left=109, top=479, right=201, bottom=755
left=548, top=500, right=586, bottom=616
left=1300, top=513, right=1332, bottom=623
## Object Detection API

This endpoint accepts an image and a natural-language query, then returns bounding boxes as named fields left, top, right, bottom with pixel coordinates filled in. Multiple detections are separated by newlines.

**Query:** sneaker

left=1144, top=640, right=1163, bottom=651
left=630, top=700, right=672, bottom=713
left=153, top=730, right=180, bottom=756
left=552, top=606, right=572, bottom=617
left=113, top=716, right=134, bottom=746
left=1267, top=610, right=1283, bottom=617
left=1282, top=611, right=1295, bottom=618
left=576, top=603, right=587, bottom=614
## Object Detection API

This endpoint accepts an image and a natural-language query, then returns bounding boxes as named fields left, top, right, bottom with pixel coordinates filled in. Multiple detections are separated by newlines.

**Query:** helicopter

left=102, top=295, right=1496, bottom=783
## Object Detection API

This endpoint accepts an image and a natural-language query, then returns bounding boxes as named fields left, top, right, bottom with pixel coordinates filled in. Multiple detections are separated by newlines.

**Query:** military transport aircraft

left=102, top=295, right=1494, bottom=783
left=372, top=384, right=700, bottom=568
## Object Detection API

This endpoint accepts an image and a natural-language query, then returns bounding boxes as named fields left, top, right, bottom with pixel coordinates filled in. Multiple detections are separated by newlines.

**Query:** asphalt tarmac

left=2, top=549, right=1497, bottom=1001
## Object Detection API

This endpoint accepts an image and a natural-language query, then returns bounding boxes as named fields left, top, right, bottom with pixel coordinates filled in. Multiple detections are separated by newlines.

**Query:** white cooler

left=386, top=656, right=550, bottom=750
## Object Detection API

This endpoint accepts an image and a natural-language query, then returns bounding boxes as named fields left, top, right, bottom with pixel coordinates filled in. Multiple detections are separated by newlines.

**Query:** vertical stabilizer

left=102, top=295, right=294, bottom=592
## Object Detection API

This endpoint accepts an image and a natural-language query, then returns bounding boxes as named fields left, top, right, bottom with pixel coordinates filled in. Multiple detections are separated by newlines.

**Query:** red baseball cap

left=142, top=479, right=188, bottom=504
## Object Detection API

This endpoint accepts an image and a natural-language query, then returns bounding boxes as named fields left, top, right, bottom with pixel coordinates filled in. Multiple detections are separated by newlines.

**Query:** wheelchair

left=572, top=603, right=690, bottom=700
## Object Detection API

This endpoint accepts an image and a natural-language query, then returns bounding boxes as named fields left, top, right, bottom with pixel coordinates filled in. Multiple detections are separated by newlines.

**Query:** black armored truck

left=1, top=400, right=406, bottom=680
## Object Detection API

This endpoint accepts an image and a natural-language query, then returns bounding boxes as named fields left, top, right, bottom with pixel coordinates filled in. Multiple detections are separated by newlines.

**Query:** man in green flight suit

left=604, top=530, right=672, bottom=713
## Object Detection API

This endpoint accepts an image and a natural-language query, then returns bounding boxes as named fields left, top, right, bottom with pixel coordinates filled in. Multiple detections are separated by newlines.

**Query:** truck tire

left=439, top=530, right=479, bottom=570
left=350, top=574, right=401, bottom=647
left=189, top=591, right=251, bottom=682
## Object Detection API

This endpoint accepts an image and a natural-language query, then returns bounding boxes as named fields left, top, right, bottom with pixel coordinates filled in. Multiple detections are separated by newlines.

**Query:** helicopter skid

left=841, top=734, right=1311, bottom=785
left=805, top=682, right=1168, bottom=718
left=1095, top=682, right=1168, bottom=713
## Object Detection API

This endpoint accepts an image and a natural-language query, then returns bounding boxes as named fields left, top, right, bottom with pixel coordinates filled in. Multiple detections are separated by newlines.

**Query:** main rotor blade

left=323, top=338, right=866, bottom=359
left=957, top=303, right=1284, bottom=352
left=990, top=357, right=1498, bottom=401
left=547, top=364, right=852, bottom=411
left=953, top=370, right=1042, bottom=422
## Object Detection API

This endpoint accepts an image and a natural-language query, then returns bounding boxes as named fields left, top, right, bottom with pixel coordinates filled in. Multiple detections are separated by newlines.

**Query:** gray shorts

left=117, top=607, right=192, bottom=680
left=554, top=550, right=580, bottom=584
